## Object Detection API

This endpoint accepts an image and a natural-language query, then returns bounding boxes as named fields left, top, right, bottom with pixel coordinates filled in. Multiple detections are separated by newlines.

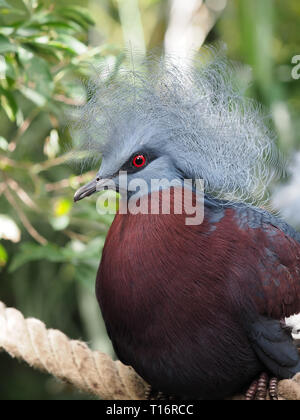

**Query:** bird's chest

left=97, top=212, right=194, bottom=329
left=96, top=208, right=228, bottom=339
left=96, top=208, right=261, bottom=396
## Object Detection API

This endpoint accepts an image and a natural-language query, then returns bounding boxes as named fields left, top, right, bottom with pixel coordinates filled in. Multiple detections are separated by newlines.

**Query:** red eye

left=132, top=154, right=146, bottom=168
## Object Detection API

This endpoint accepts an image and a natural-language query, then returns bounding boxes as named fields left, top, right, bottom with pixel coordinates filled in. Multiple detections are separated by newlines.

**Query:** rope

left=0, top=301, right=147, bottom=400
left=0, top=300, right=300, bottom=400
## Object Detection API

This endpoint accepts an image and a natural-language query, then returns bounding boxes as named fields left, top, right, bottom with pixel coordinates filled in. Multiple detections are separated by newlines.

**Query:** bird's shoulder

left=204, top=195, right=300, bottom=244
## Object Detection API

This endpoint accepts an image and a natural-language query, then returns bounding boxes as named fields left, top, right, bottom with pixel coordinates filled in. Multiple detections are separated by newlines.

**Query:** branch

left=45, top=171, right=96, bottom=192
left=9, top=108, right=41, bottom=152
left=6, top=178, right=39, bottom=211
left=3, top=185, right=48, bottom=246
left=31, top=152, right=74, bottom=174
left=53, top=94, right=85, bottom=106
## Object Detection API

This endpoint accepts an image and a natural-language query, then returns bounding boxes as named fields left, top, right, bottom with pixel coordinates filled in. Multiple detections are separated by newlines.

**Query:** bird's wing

left=247, top=316, right=300, bottom=379
left=225, top=204, right=300, bottom=319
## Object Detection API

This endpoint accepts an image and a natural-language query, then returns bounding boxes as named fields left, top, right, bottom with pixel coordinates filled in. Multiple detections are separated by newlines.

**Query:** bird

left=73, top=51, right=300, bottom=400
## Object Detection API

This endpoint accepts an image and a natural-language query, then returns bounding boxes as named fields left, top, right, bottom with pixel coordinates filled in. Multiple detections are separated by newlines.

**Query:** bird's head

left=73, top=51, right=283, bottom=205
left=74, top=121, right=183, bottom=202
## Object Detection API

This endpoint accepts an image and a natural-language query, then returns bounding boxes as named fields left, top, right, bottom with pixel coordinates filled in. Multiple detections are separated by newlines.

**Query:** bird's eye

left=132, top=154, right=146, bottom=168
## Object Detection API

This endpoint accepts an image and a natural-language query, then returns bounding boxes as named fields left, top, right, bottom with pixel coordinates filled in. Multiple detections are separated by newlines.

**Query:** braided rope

left=1, top=300, right=300, bottom=400
left=0, top=301, right=147, bottom=400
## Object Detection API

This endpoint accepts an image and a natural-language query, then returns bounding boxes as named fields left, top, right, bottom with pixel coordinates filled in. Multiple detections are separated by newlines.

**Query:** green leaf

left=0, top=54, right=6, bottom=76
left=17, top=45, right=34, bottom=62
left=47, top=40, right=78, bottom=56
left=55, top=34, right=87, bottom=55
left=0, top=136, right=9, bottom=150
left=19, top=86, right=46, bottom=106
left=21, top=41, right=61, bottom=60
left=9, top=243, right=72, bottom=272
left=27, top=18, right=80, bottom=33
left=0, top=243, right=8, bottom=267
left=0, top=87, right=18, bottom=121
left=58, top=6, right=95, bottom=29
left=20, top=8, right=47, bottom=22
left=0, top=27, right=14, bottom=36
left=15, top=27, right=41, bottom=37
left=23, top=56, right=54, bottom=99
left=3, top=55, right=17, bottom=79
left=42, top=34, right=88, bottom=56
left=9, top=238, right=104, bottom=272
left=0, top=34, right=17, bottom=54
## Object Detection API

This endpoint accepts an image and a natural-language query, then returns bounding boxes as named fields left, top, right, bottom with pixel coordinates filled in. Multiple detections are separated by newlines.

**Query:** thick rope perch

left=1, top=300, right=300, bottom=400
left=0, top=301, right=147, bottom=400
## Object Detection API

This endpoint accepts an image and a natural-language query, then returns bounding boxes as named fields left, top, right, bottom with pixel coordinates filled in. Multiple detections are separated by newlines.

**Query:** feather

left=72, top=47, right=285, bottom=206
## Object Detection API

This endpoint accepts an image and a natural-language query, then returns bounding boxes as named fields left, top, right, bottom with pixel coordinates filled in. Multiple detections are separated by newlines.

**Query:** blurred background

left=0, top=0, right=299, bottom=400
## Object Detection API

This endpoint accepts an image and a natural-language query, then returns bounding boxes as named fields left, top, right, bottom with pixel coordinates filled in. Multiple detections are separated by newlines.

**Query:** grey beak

left=74, top=178, right=98, bottom=202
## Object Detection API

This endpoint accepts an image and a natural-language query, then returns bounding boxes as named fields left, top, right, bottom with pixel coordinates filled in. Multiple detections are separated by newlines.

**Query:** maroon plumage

left=72, top=53, right=300, bottom=399
left=96, top=189, right=300, bottom=399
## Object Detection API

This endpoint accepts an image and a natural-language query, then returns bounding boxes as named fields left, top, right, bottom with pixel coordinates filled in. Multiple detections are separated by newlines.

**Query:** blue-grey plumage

left=73, top=49, right=300, bottom=400
left=73, top=49, right=284, bottom=206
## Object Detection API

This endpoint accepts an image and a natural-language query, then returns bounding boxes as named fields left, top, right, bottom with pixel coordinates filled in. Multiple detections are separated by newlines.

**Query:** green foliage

left=0, top=243, right=8, bottom=266
left=0, top=0, right=299, bottom=400
left=0, top=0, right=121, bottom=399
left=0, top=0, right=115, bottom=122
left=0, top=0, right=119, bottom=270
left=217, top=0, right=300, bottom=151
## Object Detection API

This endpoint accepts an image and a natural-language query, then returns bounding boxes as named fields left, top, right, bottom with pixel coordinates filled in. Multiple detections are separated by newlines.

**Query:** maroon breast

left=97, top=189, right=235, bottom=335
left=95, top=189, right=300, bottom=397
